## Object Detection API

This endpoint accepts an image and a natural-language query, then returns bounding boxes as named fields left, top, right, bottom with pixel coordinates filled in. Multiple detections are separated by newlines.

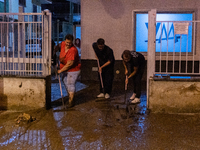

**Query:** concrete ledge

left=0, top=76, right=51, bottom=111
left=149, top=78, right=200, bottom=113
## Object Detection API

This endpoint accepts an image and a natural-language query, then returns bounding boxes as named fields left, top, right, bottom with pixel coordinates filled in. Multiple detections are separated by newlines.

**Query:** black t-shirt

left=122, top=51, right=145, bottom=72
left=92, top=42, right=115, bottom=68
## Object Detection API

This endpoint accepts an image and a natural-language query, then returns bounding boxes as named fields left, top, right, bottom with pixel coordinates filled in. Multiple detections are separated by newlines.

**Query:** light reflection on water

left=51, top=81, right=88, bottom=102
left=0, top=128, right=51, bottom=149
left=50, top=94, right=148, bottom=149
left=138, top=117, right=146, bottom=134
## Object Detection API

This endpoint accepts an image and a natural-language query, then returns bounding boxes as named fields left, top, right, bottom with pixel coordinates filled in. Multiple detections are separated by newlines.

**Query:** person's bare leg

left=68, top=92, right=74, bottom=107
left=64, top=70, right=80, bottom=108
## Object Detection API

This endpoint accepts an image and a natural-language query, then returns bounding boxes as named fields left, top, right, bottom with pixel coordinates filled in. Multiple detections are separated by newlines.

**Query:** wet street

left=0, top=77, right=200, bottom=150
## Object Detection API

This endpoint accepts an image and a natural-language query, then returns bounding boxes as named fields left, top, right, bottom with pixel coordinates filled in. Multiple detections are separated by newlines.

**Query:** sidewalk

left=0, top=79, right=200, bottom=149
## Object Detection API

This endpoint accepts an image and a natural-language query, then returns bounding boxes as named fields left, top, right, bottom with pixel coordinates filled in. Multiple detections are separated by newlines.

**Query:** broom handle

left=58, top=74, right=64, bottom=107
left=93, top=48, right=104, bottom=90
left=96, top=58, right=104, bottom=89
left=125, top=75, right=128, bottom=90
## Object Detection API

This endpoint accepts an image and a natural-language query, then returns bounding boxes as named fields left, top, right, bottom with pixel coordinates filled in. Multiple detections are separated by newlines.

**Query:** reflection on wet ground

left=0, top=77, right=200, bottom=149
left=51, top=77, right=88, bottom=102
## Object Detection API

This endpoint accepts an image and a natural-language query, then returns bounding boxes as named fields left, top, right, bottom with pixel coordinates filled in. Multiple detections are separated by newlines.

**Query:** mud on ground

left=0, top=80, right=200, bottom=149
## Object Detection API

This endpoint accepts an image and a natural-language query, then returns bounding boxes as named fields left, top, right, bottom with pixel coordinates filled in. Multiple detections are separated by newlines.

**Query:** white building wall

left=81, top=0, right=200, bottom=60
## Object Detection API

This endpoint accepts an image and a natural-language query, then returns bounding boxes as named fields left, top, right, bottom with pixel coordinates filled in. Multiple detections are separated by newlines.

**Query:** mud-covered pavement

left=0, top=78, right=200, bottom=150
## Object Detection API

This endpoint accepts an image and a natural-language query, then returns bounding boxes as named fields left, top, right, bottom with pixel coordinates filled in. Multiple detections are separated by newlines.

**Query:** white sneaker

left=105, top=93, right=110, bottom=99
left=131, top=98, right=140, bottom=104
left=97, top=93, right=104, bottom=98
left=130, top=93, right=136, bottom=100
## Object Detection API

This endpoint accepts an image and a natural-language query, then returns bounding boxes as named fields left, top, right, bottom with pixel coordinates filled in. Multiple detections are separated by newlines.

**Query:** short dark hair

left=65, top=34, right=74, bottom=41
left=122, top=50, right=131, bottom=60
left=97, top=38, right=105, bottom=45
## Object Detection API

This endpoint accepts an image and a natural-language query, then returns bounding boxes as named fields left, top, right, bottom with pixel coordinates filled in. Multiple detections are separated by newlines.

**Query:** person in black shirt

left=92, top=38, right=115, bottom=99
left=122, top=50, right=145, bottom=104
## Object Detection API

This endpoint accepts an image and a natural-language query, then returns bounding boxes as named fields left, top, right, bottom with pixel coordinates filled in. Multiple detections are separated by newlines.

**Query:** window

left=75, top=26, right=81, bottom=39
left=135, top=13, right=193, bottom=52
left=19, top=0, right=26, bottom=7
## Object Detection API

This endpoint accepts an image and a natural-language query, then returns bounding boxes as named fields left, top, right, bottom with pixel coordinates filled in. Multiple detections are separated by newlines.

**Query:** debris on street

left=15, top=113, right=36, bottom=125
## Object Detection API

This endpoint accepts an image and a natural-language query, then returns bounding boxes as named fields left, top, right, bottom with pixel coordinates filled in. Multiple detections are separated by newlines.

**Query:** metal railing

left=0, top=10, right=52, bottom=77
left=154, top=20, right=200, bottom=76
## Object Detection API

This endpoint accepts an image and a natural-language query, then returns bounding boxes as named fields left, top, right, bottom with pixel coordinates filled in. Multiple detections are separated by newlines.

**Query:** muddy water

left=0, top=80, right=200, bottom=149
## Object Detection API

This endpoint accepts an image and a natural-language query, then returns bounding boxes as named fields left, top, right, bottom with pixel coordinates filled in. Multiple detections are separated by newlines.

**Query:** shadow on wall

left=0, top=94, right=7, bottom=110
left=0, top=78, right=7, bottom=110
left=100, top=0, right=125, bottom=19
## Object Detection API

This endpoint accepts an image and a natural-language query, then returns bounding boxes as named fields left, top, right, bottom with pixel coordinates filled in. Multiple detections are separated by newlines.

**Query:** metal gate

left=147, top=9, right=200, bottom=106
left=0, top=10, right=52, bottom=77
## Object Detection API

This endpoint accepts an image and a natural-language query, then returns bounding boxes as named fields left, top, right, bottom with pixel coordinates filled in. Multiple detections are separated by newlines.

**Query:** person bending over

left=122, top=50, right=145, bottom=104
left=92, top=38, right=115, bottom=99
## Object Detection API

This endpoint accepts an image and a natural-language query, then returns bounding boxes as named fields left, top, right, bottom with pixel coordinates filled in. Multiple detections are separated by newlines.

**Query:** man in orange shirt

left=56, top=34, right=81, bottom=108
